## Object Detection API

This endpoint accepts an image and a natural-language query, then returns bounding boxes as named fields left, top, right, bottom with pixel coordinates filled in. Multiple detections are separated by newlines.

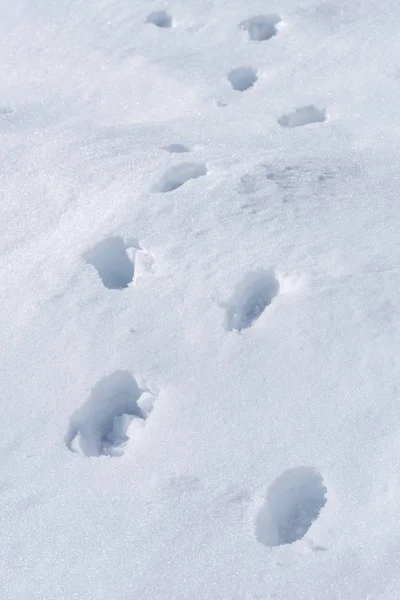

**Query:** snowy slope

left=2, top=0, right=400, bottom=598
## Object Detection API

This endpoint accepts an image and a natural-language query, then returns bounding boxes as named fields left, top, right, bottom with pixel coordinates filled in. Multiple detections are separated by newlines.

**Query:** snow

left=1, top=0, right=400, bottom=598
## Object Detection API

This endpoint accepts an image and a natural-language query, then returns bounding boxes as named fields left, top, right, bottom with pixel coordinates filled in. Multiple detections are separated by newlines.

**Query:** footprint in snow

left=240, top=14, right=281, bottom=41
left=278, top=106, right=326, bottom=128
left=0, top=107, right=13, bottom=117
left=228, top=67, right=258, bottom=92
left=64, top=371, right=155, bottom=457
left=223, top=269, right=280, bottom=332
left=83, top=236, right=153, bottom=290
left=153, top=162, right=207, bottom=193
left=255, top=467, right=327, bottom=546
left=146, top=10, right=172, bottom=28
left=163, top=143, right=190, bottom=154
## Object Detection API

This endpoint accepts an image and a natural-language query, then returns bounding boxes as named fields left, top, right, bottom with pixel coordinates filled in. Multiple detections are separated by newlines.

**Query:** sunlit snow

left=1, top=1, right=400, bottom=599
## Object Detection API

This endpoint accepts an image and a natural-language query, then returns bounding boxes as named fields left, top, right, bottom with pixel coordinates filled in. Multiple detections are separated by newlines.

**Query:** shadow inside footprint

left=65, top=371, right=148, bottom=457
left=278, top=106, right=326, bottom=128
left=224, top=270, right=279, bottom=332
left=146, top=10, right=172, bottom=28
left=153, top=162, right=207, bottom=193
left=240, top=14, right=281, bottom=41
left=255, top=467, right=327, bottom=546
left=83, top=236, right=135, bottom=290
left=163, top=143, right=190, bottom=153
left=0, top=107, right=13, bottom=117
left=228, top=67, right=258, bottom=92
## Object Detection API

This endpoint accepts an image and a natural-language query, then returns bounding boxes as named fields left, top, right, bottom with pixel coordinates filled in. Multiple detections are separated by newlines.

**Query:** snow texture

left=2, top=0, right=400, bottom=598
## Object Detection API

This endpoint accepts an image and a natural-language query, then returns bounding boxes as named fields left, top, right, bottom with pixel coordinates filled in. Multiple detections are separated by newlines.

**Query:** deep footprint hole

left=255, top=467, right=327, bottom=547
left=83, top=236, right=135, bottom=290
left=64, top=371, right=151, bottom=457
left=228, top=67, right=258, bottom=92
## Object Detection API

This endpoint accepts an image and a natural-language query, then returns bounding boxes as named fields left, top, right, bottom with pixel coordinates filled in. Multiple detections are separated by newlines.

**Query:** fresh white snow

left=2, top=0, right=400, bottom=598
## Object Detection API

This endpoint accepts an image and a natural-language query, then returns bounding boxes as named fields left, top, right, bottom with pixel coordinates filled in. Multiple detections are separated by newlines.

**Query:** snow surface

left=2, top=0, right=400, bottom=598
